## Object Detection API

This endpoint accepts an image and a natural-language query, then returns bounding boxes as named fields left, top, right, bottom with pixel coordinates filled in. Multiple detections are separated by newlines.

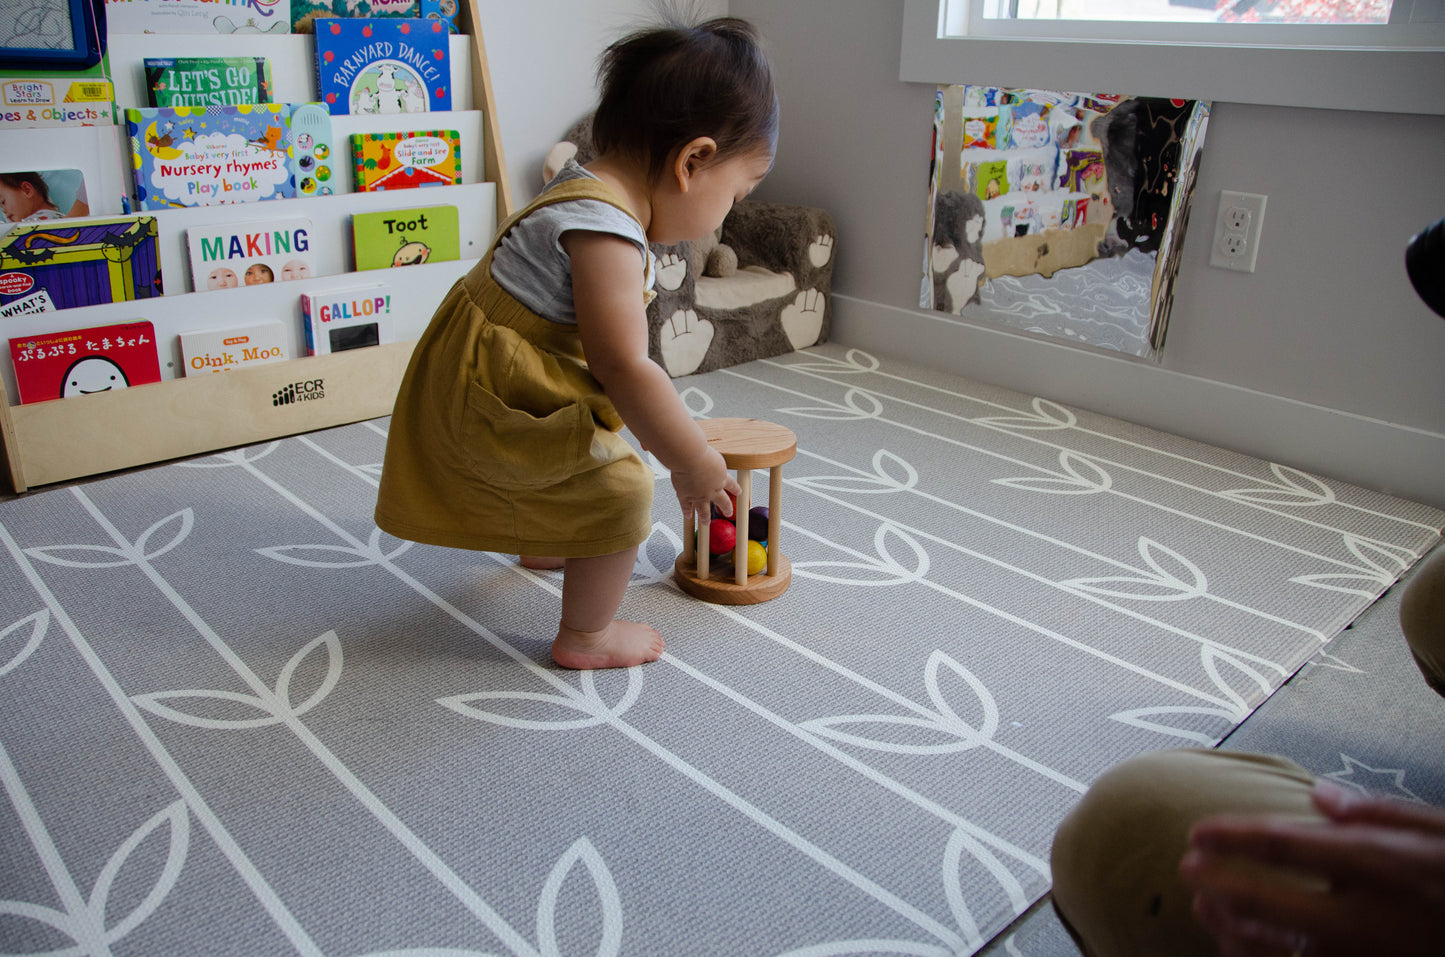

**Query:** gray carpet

left=2, top=342, right=1441, bottom=956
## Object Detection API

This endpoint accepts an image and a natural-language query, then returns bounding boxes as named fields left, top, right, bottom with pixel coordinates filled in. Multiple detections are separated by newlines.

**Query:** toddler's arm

left=564, top=230, right=739, bottom=521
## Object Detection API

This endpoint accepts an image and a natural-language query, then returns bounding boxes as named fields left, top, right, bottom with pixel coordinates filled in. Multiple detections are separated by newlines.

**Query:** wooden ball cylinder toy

left=676, top=418, right=796, bottom=604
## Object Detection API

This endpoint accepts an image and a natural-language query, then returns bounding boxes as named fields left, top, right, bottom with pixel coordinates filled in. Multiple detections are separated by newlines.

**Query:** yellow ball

left=746, top=540, right=767, bottom=576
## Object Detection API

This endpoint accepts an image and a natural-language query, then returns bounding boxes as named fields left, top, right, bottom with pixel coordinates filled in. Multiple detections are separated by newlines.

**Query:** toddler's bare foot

left=520, top=556, right=565, bottom=570
left=551, top=620, right=664, bottom=670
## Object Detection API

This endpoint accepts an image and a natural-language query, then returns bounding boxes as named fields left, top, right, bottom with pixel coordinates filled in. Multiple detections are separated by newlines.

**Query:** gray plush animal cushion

left=545, top=116, right=836, bottom=378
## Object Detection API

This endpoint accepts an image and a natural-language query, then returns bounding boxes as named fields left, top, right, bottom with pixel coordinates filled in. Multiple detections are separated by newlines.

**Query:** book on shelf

left=104, top=0, right=291, bottom=35
left=291, top=0, right=457, bottom=33
left=0, top=168, right=91, bottom=239
left=314, top=18, right=451, bottom=116
left=124, top=104, right=297, bottom=210
left=300, top=281, right=394, bottom=355
left=0, top=66, right=115, bottom=130
left=350, top=129, right=460, bottom=191
left=144, top=57, right=275, bottom=108
left=179, top=321, right=288, bottom=374
left=0, top=216, right=161, bottom=312
left=186, top=216, right=317, bottom=291
left=8, top=321, right=162, bottom=405
left=351, top=204, right=458, bottom=270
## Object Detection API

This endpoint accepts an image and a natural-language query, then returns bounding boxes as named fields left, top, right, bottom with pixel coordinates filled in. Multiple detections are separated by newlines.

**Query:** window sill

left=901, top=0, right=1445, bottom=115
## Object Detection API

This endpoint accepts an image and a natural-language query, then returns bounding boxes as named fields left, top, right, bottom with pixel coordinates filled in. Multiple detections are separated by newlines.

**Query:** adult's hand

left=1179, top=780, right=1445, bottom=956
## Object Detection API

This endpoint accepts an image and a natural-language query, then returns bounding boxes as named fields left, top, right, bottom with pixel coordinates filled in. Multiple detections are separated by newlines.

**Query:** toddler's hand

left=670, top=447, right=740, bottom=523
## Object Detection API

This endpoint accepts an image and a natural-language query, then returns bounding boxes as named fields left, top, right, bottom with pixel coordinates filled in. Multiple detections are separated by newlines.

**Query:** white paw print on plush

left=545, top=114, right=837, bottom=378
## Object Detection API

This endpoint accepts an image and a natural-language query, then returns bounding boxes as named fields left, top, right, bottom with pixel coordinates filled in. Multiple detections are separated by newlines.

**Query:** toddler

left=375, top=13, right=778, bottom=670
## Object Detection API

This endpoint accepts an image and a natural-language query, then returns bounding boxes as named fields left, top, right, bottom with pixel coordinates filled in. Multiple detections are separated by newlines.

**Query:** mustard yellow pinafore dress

left=373, top=177, right=655, bottom=557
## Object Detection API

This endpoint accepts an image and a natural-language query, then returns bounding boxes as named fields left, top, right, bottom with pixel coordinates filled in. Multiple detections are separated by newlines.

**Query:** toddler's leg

left=519, top=556, right=565, bottom=570
left=551, top=546, right=664, bottom=669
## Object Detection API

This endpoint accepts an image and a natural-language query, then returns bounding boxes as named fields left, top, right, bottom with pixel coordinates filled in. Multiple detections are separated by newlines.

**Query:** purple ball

left=747, top=505, right=769, bottom=541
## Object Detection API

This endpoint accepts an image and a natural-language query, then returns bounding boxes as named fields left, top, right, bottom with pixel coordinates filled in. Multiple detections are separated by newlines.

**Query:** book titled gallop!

left=314, top=18, right=450, bottom=116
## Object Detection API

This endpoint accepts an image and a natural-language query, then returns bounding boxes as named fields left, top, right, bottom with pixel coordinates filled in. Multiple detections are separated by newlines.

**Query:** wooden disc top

left=698, top=418, right=797, bottom=469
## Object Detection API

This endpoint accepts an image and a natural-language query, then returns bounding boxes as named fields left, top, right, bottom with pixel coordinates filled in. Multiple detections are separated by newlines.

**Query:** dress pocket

left=462, top=381, right=591, bottom=490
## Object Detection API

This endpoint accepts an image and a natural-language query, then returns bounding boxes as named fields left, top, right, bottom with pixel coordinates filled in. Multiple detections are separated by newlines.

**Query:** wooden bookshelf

left=0, top=0, right=511, bottom=493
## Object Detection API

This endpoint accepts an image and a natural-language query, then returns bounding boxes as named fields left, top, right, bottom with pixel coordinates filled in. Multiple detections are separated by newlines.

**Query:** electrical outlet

left=1210, top=190, right=1267, bottom=273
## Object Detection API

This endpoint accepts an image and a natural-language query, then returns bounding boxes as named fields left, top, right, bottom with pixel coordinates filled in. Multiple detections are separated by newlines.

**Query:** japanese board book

left=8, top=321, right=162, bottom=405
left=186, top=216, right=317, bottom=291
left=179, top=321, right=289, bottom=374
left=145, top=57, right=275, bottom=108
left=351, top=204, right=458, bottom=270
left=313, top=18, right=451, bottom=116
left=350, top=129, right=461, bottom=191
left=300, top=281, right=394, bottom=355
left=0, top=216, right=161, bottom=312
left=125, top=104, right=296, bottom=210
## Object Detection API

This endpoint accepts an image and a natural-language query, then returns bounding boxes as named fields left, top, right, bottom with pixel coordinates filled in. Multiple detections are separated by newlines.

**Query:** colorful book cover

left=0, top=168, right=90, bottom=232
left=350, top=129, right=460, bottom=191
left=0, top=67, right=115, bottom=130
left=292, top=0, right=457, bottom=33
left=104, top=0, right=291, bottom=35
left=314, top=18, right=451, bottom=116
left=124, top=104, right=296, bottom=210
left=300, top=281, right=393, bottom=354
left=8, top=321, right=161, bottom=405
left=180, top=320, right=288, bottom=374
left=145, top=57, right=275, bottom=108
left=186, top=216, right=316, bottom=290
left=0, top=216, right=161, bottom=311
left=351, top=204, right=457, bottom=270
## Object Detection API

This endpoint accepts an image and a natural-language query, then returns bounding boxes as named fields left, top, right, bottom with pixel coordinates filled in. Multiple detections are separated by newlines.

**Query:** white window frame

left=901, top=0, right=1445, bottom=114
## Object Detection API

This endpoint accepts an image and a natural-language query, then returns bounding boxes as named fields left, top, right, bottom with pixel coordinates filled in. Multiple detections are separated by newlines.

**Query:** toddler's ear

left=676, top=137, right=720, bottom=184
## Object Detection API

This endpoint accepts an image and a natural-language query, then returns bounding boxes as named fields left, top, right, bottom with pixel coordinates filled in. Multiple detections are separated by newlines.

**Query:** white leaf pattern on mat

left=357, top=950, right=504, bottom=956
left=1111, top=645, right=1273, bottom=743
left=793, top=451, right=919, bottom=496
left=26, top=509, right=195, bottom=570
left=1220, top=463, right=1336, bottom=507
left=779, top=388, right=883, bottom=421
left=974, top=397, right=1077, bottom=431
left=792, top=523, right=929, bottom=586
left=993, top=451, right=1112, bottom=496
left=439, top=669, right=643, bottom=731
left=1324, top=754, right=1423, bottom=803
left=536, top=837, right=623, bottom=957
left=679, top=386, right=714, bottom=418
left=773, top=941, right=953, bottom=956
left=802, top=652, right=997, bottom=755
left=633, top=524, right=682, bottom=584
left=0, top=610, right=47, bottom=678
left=258, top=528, right=412, bottom=569
left=133, top=631, right=342, bottom=729
left=1061, top=538, right=1207, bottom=602
left=782, top=347, right=881, bottom=376
left=1290, top=534, right=1412, bottom=598
left=177, top=442, right=281, bottom=468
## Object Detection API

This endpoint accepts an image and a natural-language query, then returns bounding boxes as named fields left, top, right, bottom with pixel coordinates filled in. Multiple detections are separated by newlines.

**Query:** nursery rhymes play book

left=300, top=281, right=393, bottom=354
left=314, top=18, right=451, bottom=116
left=125, top=104, right=295, bottom=209
left=186, top=216, right=316, bottom=290
left=9, top=320, right=161, bottom=404
left=145, top=57, right=274, bottom=108
left=179, top=320, right=287, bottom=374
left=350, top=129, right=460, bottom=191
left=351, top=204, right=457, bottom=270
left=0, top=216, right=161, bottom=311
left=105, top=0, right=291, bottom=35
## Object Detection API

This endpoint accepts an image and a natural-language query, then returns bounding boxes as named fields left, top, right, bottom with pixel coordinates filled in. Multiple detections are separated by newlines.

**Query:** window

left=901, top=0, right=1445, bottom=113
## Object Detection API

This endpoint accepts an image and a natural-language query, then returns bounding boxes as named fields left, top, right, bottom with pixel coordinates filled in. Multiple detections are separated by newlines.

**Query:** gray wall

left=470, top=0, right=1444, bottom=507
left=732, top=0, right=1445, bottom=508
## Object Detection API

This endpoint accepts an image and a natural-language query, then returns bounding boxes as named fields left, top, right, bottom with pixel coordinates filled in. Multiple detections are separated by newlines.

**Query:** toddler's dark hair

left=592, top=13, right=777, bottom=186
left=0, top=172, right=52, bottom=203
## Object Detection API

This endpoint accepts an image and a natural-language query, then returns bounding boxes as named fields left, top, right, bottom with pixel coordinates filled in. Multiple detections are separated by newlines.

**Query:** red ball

left=712, top=491, right=738, bottom=521
left=707, top=518, right=736, bottom=555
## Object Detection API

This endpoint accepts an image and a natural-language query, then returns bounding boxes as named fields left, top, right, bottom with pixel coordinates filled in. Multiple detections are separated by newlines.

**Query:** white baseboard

left=830, top=294, right=1445, bottom=511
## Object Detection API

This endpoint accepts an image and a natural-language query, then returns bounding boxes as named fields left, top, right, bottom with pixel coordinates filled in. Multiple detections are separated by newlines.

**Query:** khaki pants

left=1050, top=547, right=1445, bottom=957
